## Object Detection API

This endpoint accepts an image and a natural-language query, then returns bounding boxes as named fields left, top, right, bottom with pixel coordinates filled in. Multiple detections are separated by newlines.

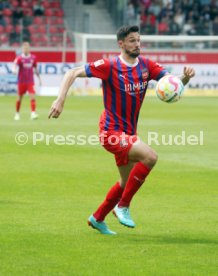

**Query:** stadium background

left=0, top=1, right=217, bottom=276
left=0, top=0, right=218, bottom=96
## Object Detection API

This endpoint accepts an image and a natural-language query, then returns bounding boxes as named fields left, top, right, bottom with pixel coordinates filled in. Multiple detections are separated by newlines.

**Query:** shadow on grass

left=126, top=233, right=218, bottom=245
left=0, top=199, right=31, bottom=205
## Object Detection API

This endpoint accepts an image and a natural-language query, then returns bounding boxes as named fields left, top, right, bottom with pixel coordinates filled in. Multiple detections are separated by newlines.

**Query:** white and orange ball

left=156, top=75, right=184, bottom=103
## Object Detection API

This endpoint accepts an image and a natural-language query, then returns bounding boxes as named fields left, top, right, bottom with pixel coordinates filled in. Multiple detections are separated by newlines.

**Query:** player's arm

left=12, top=62, right=18, bottom=74
left=48, top=66, right=87, bottom=119
left=148, top=58, right=195, bottom=85
left=179, top=66, right=195, bottom=85
left=163, top=66, right=195, bottom=85
left=12, top=56, right=21, bottom=74
left=34, top=66, right=42, bottom=86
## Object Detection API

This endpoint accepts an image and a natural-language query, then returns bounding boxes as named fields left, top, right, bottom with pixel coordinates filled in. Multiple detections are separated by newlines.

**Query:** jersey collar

left=21, top=53, right=31, bottom=58
left=119, top=55, right=139, bottom=67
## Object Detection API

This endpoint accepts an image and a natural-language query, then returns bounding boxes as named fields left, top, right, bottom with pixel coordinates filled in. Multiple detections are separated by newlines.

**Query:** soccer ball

left=156, top=75, right=184, bottom=103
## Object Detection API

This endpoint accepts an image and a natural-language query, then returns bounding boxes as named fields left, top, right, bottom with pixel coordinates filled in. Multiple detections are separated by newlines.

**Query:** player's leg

left=119, top=140, right=157, bottom=207
left=113, top=140, right=157, bottom=227
left=88, top=162, right=134, bottom=235
left=88, top=130, right=137, bottom=234
left=28, top=85, right=38, bottom=120
left=14, top=85, right=25, bottom=120
left=118, top=161, right=136, bottom=188
left=93, top=162, right=134, bottom=220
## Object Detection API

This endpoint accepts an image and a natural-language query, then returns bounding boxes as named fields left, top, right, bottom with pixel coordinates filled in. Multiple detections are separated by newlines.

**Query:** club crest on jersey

left=94, top=59, right=104, bottom=67
left=141, top=69, right=149, bottom=80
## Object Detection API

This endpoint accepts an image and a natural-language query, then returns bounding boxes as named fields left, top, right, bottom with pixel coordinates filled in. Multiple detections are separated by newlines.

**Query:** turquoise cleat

left=113, top=205, right=136, bottom=228
left=88, top=215, right=117, bottom=235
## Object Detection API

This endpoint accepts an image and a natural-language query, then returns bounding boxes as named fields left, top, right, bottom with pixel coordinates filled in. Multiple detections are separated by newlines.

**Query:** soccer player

left=48, top=26, right=195, bottom=235
left=13, top=41, right=41, bottom=120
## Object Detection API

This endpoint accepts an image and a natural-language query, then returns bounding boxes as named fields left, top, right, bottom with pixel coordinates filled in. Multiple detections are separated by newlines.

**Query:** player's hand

left=183, top=66, right=195, bottom=80
left=48, top=98, right=64, bottom=119
left=12, top=69, right=17, bottom=75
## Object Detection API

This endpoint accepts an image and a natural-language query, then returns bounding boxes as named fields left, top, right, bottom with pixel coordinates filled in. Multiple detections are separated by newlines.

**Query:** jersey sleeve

left=147, top=59, right=168, bottom=81
left=85, top=59, right=111, bottom=80
left=14, top=56, right=21, bottom=66
left=33, top=56, right=37, bottom=68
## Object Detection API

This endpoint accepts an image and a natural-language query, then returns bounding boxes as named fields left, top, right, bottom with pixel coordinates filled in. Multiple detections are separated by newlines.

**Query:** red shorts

left=100, top=130, right=138, bottom=167
left=18, top=83, right=35, bottom=96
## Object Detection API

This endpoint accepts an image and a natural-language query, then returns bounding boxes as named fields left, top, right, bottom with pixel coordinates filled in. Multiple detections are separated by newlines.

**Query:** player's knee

left=142, top=151, right=158, bottom=168
left=150, top=151, right=158, bottom=166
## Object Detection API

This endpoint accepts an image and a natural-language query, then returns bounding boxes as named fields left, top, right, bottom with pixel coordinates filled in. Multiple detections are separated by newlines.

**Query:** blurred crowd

left=0, top=0, right=65, bottom=47
left=125, top=0, right=218, bottom=35
left=0, top=0, right=45, bottom=26
left=1, top=0, right=218, bottom=48
left=0, top=0, right=46, bottom=44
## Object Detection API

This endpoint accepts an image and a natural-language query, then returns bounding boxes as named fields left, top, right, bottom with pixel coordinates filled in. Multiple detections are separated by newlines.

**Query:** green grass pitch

left=0, top=95, right=217, bottom=275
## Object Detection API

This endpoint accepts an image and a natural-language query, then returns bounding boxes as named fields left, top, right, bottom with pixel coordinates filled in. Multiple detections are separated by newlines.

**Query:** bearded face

left=119, top=32, right=141, bottom=58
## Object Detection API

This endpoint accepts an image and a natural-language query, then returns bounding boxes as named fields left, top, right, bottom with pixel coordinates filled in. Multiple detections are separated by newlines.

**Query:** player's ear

left=117, top=39, right=123, bottom=49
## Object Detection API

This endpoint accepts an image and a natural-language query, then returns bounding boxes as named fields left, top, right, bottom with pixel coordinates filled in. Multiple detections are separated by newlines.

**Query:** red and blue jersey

left=14, top=54, right=37, bottom=84
left=85, top=55, right=168, bottom=135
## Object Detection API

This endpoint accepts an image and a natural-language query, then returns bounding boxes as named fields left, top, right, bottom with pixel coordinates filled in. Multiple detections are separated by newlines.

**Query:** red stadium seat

left=49, top=26, right=59, bottom=34
left=5, top=25, right=13, bottom=33
left=31, top=34, right=40, bottom=43
left=0, top=25, right=4, bottom=33
left=23, top=8, right=33, bottom=16
left=51, top=35, right=62, bottom=43
left=52, top=17, right=64, bottom=25
left=40, top=35, right=48, bottom=44
left=51, top=37, right=58, bottom=43
left=49, top=35, right=63, bottom=47
left=21, top=1, right=30, bottom=8
left=31, top=33, right=48, bottom=47
left=45, top=9, right=53, bottom=17
left=67, top=42, right=74, bottom=47
left=11, top=42, right=20, bottom=47
left=28, top=25, right=36, bottom=33
left=67, top=36, right=72, bottom=43
left=45, top=17, right=52, bottom=24
left=158, top=22, right=168, bottom=34
left=31, top=42, right=41, bottom=47
left=42, top=2, right=51, bottom=9
left=33, top=16, right=45, bottom=25
left=4, top=16, right=11, bottom=25
left=15, top=25, right=22, bottom=33
left=58, top=26, right=65, bottom=33
left=11, top=0, right=19, bottom=8
left=0, top=34, right=9, bottom=44
left=50, top=2, right=61, bottom=8
left=57, top=17, right=64, bottom=25
left=3, top=8, right=12, bottom=17
left=38, top=25, right=47, bottom=34
left=54, top=9, right=64, bottom=17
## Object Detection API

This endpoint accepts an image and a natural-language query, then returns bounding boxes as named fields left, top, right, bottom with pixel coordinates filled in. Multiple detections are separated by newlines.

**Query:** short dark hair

left=116, top=25, right=139, bottom=41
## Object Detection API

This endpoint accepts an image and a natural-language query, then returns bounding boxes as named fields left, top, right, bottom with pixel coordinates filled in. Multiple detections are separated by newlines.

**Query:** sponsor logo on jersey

left=94, top=59, right=104, bottom=67
left=124, top=81, right=148, bottom=94
left=23, top=63, right=33, bottom=68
